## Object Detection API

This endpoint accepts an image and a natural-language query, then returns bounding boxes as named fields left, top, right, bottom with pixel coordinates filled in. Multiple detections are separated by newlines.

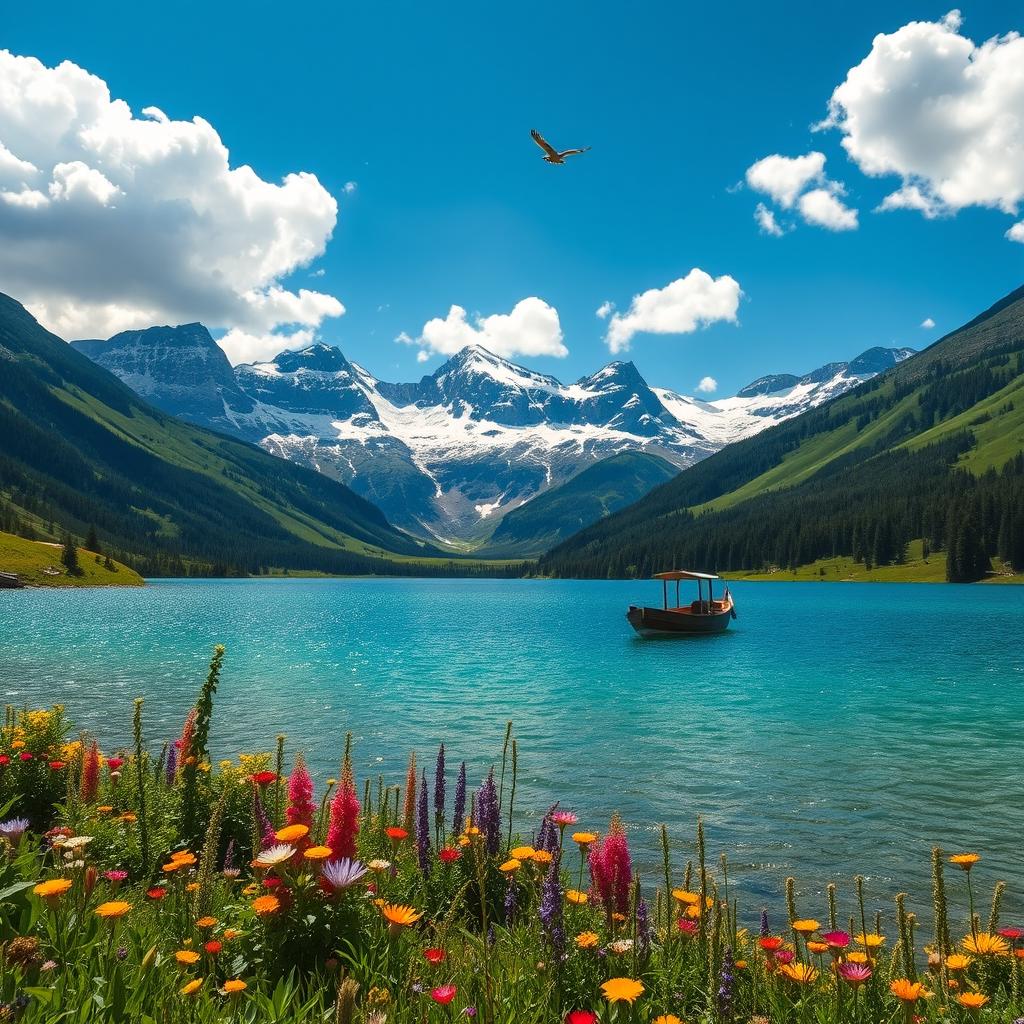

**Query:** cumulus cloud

left=754, top=202, right=784, bottom=236
left=595, top=300, right=614, bottom=319
left=745, top=152, right=857, bottom=232
left=921, top=317, right=936, bottom=329
left=604, top=269, right=742, bottom=355
left=0, top=50, right=344, bottom=362
left=343, top=181, right=357, bottom=194
left=1007, top=222, right=1024, bottom=244
left=398, top=297, right=567, bottom=362
left=696, top=376, right=718, bottom=393
left=821, top=11, right=1024, bottom=228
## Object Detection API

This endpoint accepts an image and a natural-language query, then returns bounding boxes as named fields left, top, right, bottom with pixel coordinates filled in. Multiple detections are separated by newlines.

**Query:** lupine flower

left=536, top=804, right=558, bottom=853
left=463, top=1008, right=477, bottom=1018
left=326, top=751, right=360, bottom=860
left=504, top=878, right=518, bottom=924
left=588, top=814, right=633, bottom=915
left=252, top=785, right=276, bottom=848
left=80, top=743, right=100, bottom=803
left=476, top=769, right=500, bottom=856
left=434, top=744, right=446, bottom=823
left=838, top=962, right=873, bottom=987
left=452, top=762, right=466, bottom=835
left=165, top=742, right=177, bottom=783
left=223, top=840, right=236, bottom=876
left=322, top=858, right=369, bottom=893
left=760, top=909, right=770, bottom=936
left=416, top=770, right=431, bottom=874
left=718, top=945, right=735, bottom=1021
left=539, top=856, right=565, bottom=957
left=636, top=896, right=651, bottom=956
left=285, top=755, right=315, bottom=832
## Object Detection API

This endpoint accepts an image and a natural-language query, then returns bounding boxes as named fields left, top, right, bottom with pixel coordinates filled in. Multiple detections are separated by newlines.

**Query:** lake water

left=2, top=578, right=1022, bottom=922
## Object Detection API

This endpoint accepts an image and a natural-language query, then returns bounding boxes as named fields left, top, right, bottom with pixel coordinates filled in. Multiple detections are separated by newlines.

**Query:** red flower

left=107, top=757, right=124, bottom=771
left=263, top=877, right=282, bottom=889
left=386, top=827, right=409, bottom=842
left=431, top=986, right=457, bottom=1005
left=204, top=940, right=222, bottom=954
left=251, top=771, right=277, bottom=786
left=566, top=1013, right=598, bottom=1024
left=998, top=927, right=1024, bottom=941
left=759, top=936, right=784, bottom=952
left=48, top=761, right=66, bottom=770
left=146, top=887, right=167, bottom=900
left=366, top=881, right=377, bottom=894
left=438, top=847, right=461, bottom=863
left=0, top=755, right=9, bottom=766
left=423, top=948, right=447, bottom=964
left=19, top=752, right=32, bottom=762
left=677, top=918, right=698, bottom=935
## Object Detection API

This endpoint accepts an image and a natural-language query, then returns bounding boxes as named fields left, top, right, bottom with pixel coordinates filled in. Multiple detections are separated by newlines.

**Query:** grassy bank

left=0, top=531, right=143, bottom=587
left=0, top=648, right=1021, bottom=1023
left=724, top=540, right=1024, bottom=584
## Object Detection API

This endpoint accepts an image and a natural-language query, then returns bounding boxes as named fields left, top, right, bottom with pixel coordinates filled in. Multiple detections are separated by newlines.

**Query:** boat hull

left=626, top=602, right=734, bottom=637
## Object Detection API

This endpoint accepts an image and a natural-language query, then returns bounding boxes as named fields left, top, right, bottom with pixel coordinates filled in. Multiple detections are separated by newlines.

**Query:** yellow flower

left=94, top=901, right=131, bottom=919
left=807, top=941, right=829, bottom=955
left=180, top=979, right=203, bottom=995
left=303, top=846, right=333, bottom=861
left=792, top=919, right=820, bottom=935
left=601, top=978, right=645, bottom=1004
left=956, top=992, right=989, bottom=1010
left=575, top=931, right=599, bottom=949
left=846, top=951, right=869, bottom=965
left=566, top=890, right=588, bottom=905
left=196, top=916, right=218, bottom=928
left=367, top=987, right=391, bottom=1007
left=945, top=953, right=973, bottom=971
left=185, top=883, right=199, bottom=893
left=499, top=859, right=522, bottom=873
left=572, top=832, right=598, bottom=846
left=653, top=1016, right=683, bottom=1024
left=855, top=933, right=886, bottom=949
left=223, top=979, right=247, bottom=995
left=33, top=878, right=73, bottom=901
left=672, top=889, right=700, bottom=905
left=962, top=932, right=1010, bottom=957
left=251, top=895, right=281, bottom=916
left=241, top=883, right=259, bottom=896
left=175, top=950, right=201, bottom=965
left=890, top=979, right=929, bottom=1002
left=274, top=824, right=309, bottom=843
left=949, top=853, right=980, bottom=871
left=510, top=846, right=535, bottom=860
left=779, top=962, right=819, bottom=984
left=380, top=903, right=423, bottom=930
left=531, top=850, right=553, bottom=865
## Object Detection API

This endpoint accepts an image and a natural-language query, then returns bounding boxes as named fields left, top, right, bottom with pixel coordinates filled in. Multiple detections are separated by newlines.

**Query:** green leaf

left=0, top=879, right=37, bottom=901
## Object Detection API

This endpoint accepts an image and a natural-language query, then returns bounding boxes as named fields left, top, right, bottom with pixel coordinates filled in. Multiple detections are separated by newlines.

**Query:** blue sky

left=4, top=1, right=1024, bottom=395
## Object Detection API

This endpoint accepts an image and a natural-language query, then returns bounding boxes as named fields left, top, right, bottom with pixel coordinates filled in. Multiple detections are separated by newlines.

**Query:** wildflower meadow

left=0, top=646, right=1021, bottom=1023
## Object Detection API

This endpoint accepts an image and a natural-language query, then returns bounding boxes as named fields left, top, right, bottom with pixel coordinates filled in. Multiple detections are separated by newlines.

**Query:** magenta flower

left=588, top=814, right=632, bottom=915
left=838, top=962, right=872, bottom=987
left=774, top=949, right=796, bottom=965
left=822, top=930, right=851, bottom=949
left=551, top=810, right=578, bottom=827
left=285, top=754, right=315, bottom=831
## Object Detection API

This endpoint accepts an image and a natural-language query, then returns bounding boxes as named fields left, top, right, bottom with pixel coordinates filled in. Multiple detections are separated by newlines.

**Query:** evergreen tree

left=85, top=524, right=100, bottom=553
left=61, top=534, right=82, bottom=576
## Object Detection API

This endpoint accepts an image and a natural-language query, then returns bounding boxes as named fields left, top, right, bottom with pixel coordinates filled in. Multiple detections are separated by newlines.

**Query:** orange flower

left=175, top=950, right=201, bottom=965
left=251, top=895, right=281, bottom=916
left=223, top=979, right=247, bottom=995
left=672, top=889, right=700, bottom=905
left=792, top=919, right=820, bottom=935
left=531, top=850, right=553, bottom=866
left=949, top=853, right=980, bottom=871
left=499, top=859, right=522, bottom=873
left=572, top=832, right=598, bottom=846
left=945, top=954, right=973, bottom=971
left=779, top=962, right=818, bottom=984
left=185, top=883, right=199, bottom=893
left=303, top=846, right=333, bottom=861
left=196, top=916, right=218, bottom=928
left=380, top=903, right=423, bottom=932
left=510, top=846, right=535, bottom=860
left=890, top=979, right=929, bottom=1003
left=94, top=900, right=131, bottom=919
left=653, top=1016, right=683, bottom=1024
left=171, top=851, right=197, bottom=866
left=601, top=978, right=645, bottom=1004
left=274, top=824, right=309, bottom=843
left=963, top=933, right=1010, bottom=957
left=575, top=931, right=599, bottom=949
left=180, top=979, right=203, bottom=996
left=33, top=878, right=73, bottom=902
left=566, top=890, right=588, bottom=905
left=855, top=933, right=886, bottom=949
left=956, top=992, right=989, bottom=1010
left=807, top=941, right=828, bottom=955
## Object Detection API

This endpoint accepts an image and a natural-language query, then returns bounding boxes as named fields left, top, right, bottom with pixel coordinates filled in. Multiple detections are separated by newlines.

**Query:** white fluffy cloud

left=1007, top=223, right=1024, bottom=244
left=595, top=300, right=614, bottom=319
left=822, top=11, right=1024, bottom=229
left=398, top=297, right=567, bottom=362
left=604, top=269, right=742, bottom=354
left=0, top=50, right=344, bottom=361
left=921, top=317, right=936, bottom=329
left=696, top=376, right=718, bottom=394
left=746, top=152, right=857, bottom=232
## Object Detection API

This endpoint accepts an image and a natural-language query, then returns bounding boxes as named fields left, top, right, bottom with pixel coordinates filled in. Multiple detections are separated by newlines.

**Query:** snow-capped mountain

left=71, top=328, right=914, bottom=545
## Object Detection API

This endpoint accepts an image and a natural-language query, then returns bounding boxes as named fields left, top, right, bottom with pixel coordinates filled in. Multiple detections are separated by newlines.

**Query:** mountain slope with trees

left=539, top=284, right=1024, bottom=583
left=0, top=292, right=498, bottom=577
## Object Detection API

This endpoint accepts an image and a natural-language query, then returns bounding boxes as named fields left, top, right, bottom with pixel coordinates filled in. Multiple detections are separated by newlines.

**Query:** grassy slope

left=0, top=531, right=144, bottom=587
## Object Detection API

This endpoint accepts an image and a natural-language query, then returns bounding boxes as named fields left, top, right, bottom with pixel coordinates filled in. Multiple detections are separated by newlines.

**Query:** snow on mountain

left=71, top=331, right=915, bottom=545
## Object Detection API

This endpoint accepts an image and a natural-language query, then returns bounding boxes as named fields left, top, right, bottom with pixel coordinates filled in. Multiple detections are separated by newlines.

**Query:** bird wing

left=558, top=147, right=591, bottom=158
left=531, top=129, right=560, bottom=158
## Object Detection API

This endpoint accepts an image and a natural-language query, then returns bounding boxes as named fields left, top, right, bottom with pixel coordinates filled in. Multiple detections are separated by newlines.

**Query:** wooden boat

left=627, top=570, right=736, bottom=636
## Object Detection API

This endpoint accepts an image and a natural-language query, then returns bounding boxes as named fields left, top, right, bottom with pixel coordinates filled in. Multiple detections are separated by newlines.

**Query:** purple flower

left=539, top=856, right=565, bottom=956
left=416, top=770, right=431, bottom=875
left=536, top=804, right=559, bottom=854
left=504, top=878, right=518, bottom=925
left=463, top=1007, right=477, bottom=1018
left=252, top=785, right=276, bottom=847
left=636, top=896, right=651, bottom=956
left=718, top=945, right=735, bottom=1022
left=452, top=762, right=466, bottom=834
left=116, top=945, right=128, bottom=961
left=476, top=769, right=500, bottom=856
left=223, top=839, right=235, bottom=873
left=760, top=909, right=770, bottom=937
left=165, top=742, right=177, bottom=783
left=322, top=857, right=369, bottom=892
left=0, top=818, right=30, bottom=843
left=434, top=744, right=446, bottom=824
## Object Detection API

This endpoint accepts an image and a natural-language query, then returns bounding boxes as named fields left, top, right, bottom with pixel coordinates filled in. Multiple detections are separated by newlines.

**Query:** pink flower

left=588, top=813, right=632, bottom=915
left=551, top=810, right=578, bottom=827
left=431, top=985, right=458, bottom=1005
left=774, top=950, right=795, bottom=965
left=19, top=752, right=32, bottom=762
left=838, top=962, right=872, bottom=987
left=325, top=750, right=360, bottom=859
left=822, top=930, right=851, bottom=949
left=566, top=1013, right=598, bottom=1024
left=285, top=754, right=316, bottom=832
left=677, top=918, right=699, bottom=936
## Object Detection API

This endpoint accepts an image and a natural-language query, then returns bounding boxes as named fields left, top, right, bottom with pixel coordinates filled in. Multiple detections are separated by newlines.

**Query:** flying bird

left=530, top=129, right=591, bottom=165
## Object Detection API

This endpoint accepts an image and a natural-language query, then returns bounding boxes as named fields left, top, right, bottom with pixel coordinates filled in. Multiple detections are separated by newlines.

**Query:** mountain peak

left=271, top=342, right=352, bottom=374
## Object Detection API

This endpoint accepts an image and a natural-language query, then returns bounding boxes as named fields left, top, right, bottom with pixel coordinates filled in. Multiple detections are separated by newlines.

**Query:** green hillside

left=480, top=451, right=678, bottom=557
left=0, top=530, right=143, bottom=587
left=539, top=284, right=1024, bottom=582
left=0, top=293, right=501, bottom=578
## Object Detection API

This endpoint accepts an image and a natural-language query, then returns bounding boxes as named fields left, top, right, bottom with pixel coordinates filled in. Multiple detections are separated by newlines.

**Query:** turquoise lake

left=2, top=578, right=1022, bottom=918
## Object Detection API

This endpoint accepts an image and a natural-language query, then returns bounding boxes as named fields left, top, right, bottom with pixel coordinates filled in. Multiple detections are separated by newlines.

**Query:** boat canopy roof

left=653, top=570, right=720, bottom=581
